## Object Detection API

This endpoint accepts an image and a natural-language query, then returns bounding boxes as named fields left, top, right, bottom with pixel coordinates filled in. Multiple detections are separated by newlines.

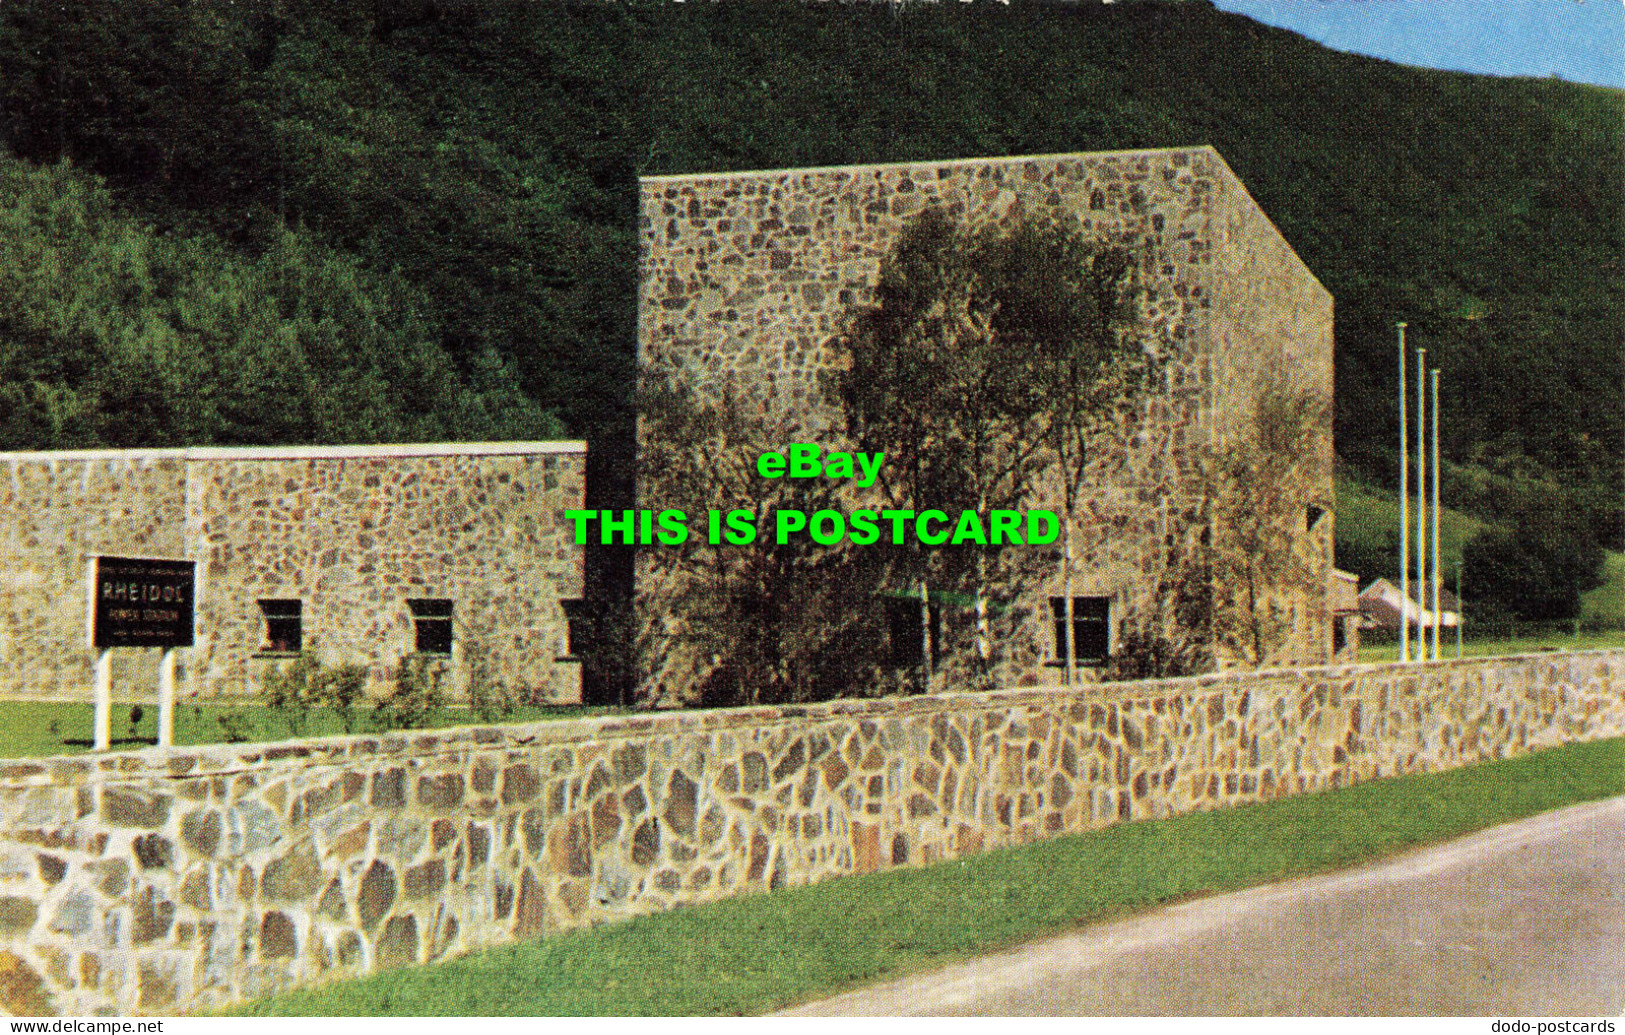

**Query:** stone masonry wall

left=1, top=650, right=1621, bottom=1015
left=1206, top=175, right=1336, bottom=669
left=0, top=444, right=585, bottom=704
left=189, top=450, right=585, bottom=702
left=0, top=455, right=189, bottom=701
left=638, top=147, right=1335, bottom=687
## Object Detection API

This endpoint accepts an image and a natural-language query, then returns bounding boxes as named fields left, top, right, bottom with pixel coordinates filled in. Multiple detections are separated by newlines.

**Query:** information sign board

left=92, top=556, right=195, bottom=649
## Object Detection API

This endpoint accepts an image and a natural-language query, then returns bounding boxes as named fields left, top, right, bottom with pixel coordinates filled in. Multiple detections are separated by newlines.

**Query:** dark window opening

left=1306, top=504, right=1327, bottom=531
left=1051, top=596, right=1110, bottom=665
left=258, top=599, right=302, bottom=653
left=887, top=596, right=941, bottom=669
left=560, top=598, right=584, bottom=659
left=1333, top=617, right=1348, bottom=655
left=407, top=598, right=453, bottom=655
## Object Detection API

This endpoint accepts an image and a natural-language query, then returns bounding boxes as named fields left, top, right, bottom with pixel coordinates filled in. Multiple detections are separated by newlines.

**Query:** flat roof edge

left=639, top=145, right=1223, bottom=185
left=0, top=441, right=587, bottom=463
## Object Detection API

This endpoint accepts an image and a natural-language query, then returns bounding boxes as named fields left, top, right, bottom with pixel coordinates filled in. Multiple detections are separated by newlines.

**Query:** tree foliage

left=1206, top=383, right=1331, bottom=667
left=0, top=0, right=1613, bottom=543
left=1462, top=510, right=1606, bottom=624
left=836, top=209, right=1075, bottom=686
left=636, top=209, right=1155, bottom=703
left=0, top=157, right=554, bottom=448
left=636, top=378, right=890, bottom=708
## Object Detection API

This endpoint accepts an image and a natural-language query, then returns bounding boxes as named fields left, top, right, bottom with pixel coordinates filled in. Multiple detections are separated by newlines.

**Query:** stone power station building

left=0, top=146, right=1337, bottom=705
left=639, top=146, right=1337, bottom=689
left=0, top=148, right=1502, bottom=1021
left=0, top=443, right=586, bottom=704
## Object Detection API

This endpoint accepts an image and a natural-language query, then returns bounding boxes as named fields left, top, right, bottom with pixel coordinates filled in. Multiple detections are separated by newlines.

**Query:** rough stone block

left=101, top=788, right=169, bottom=828
left=0, top=897, right=38, bottom=936
left=259, top=911, right=297, bottom=960
left=261, top=843, right=320, bottom=903
left=133, top=833, right=173, bottom=870
left=403, top=859, right=445, bottom=902
left=500, top=765, right=539, bottom=805
left=512, top=869, right=546, bottom=937
left=131, top=886, right=175, bottom=944
left=418, top=774, right=464, bottom=810
left=0, top=950, right=51, bottom=1016
left=180, top=809, right=222, bottom=857
left=375, top=915, right=418, bottom=969
left=35, top=854, right=65, bottom=885
left=663, top=770, right=697, bottom=838
left=370, top=769, right=406, bottom=809
left=357, top=861, right=396, bottom=931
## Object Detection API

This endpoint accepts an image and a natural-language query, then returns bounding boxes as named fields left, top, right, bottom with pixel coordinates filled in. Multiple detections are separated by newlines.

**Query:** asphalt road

left=781, top=796, right=1625, bottom=1016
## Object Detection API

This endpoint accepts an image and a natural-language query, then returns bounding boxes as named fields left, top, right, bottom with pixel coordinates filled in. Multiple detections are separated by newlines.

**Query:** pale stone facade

left=0, top=649, right=1620, bottom=1015
left=637, top=147, right=1335, bottom=689
left=0, top=443, right=586, bottom=704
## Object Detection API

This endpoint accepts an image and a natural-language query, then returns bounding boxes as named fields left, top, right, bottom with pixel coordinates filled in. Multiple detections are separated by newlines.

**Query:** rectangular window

left=560, top=598, right=584, bottom=659
left=886, top=596, right=941, bottom=669
left=258, top=599, right=302, bottom=654
left=1051, top=596, right=1110, bottom=665
left=407, top=598, right=453, bottom=655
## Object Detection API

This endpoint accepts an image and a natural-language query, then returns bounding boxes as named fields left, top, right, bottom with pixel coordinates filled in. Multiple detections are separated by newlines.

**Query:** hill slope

left=0, top=0, right=1617, bottom=541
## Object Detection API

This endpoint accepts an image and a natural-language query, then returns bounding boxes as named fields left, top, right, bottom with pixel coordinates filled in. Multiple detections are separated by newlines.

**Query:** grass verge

left=0, top=701, right=623, bottom=760
left=234, top=736, right=1624, bottom=1017
left=1336, top=472, right=1485, bottom=574
left=1354, top=631, right=1625, bottom=664
left=1582, top=550, right=1625, bottom=627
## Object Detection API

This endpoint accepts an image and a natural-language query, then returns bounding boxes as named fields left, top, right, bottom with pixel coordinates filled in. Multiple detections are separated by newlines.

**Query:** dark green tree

left=636, top=377, right=888, bottom=708
left=1462, top=513, right=1606, bottom=624
left=836, top=208, right=1145, bottom=688
left=1015, top=229, right=1151, bottom=685
left=1206, top=382, right=1330, bottom=667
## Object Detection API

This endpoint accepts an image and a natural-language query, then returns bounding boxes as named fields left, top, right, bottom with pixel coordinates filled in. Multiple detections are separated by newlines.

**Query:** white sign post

left=158, top=648, right=177, bottom=748
left=87, top=556, right=195, bottom=751
left=92, top=648, right=113, bottom=752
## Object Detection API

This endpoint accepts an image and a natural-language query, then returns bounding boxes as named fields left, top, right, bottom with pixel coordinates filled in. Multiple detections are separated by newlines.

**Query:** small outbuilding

left=1358, top=577, right=1460, bottom=633
left=1331, top=567, right=1362, bottom=660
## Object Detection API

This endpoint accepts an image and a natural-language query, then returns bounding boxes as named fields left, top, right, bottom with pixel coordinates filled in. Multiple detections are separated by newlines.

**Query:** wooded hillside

left=0, top=0, right=1617, bottom=547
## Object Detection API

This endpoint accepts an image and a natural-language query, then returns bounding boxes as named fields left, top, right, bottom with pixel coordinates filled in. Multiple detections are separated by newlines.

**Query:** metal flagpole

left=1431, top=369, right=1442, bottom=663
left=1416, top=346, right=1428, bottom=661
left=1398, top=323, right=1410, bottom=663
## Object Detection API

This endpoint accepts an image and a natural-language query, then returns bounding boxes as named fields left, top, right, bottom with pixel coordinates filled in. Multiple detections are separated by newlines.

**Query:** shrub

left=263, top=651, right=372, bottom=736
left=323, top=663, right=369, bottom=734
left=467, top=669, right=521, bottom=724
left=374, top=654, right=447, bottom=731
left=263, top=652, right=324, bottom=736
left=216, top=712, right=252, bottom=744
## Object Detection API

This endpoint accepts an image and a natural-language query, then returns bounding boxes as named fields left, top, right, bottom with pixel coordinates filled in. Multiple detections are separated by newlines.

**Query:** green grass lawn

left=1582, top=550, right=1625, bottom=627
left=1336, top=472, right=1486, bottom=576
left=0, top=701, right=623, bottom=759
left=234, top=736, right=1625, bottom=1017
left=1355, top=630, right=1625, bottom=665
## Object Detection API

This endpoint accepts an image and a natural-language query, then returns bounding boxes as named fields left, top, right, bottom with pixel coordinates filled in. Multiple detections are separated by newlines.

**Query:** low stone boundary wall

left=2, top=650, right=1622, bottom=1015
